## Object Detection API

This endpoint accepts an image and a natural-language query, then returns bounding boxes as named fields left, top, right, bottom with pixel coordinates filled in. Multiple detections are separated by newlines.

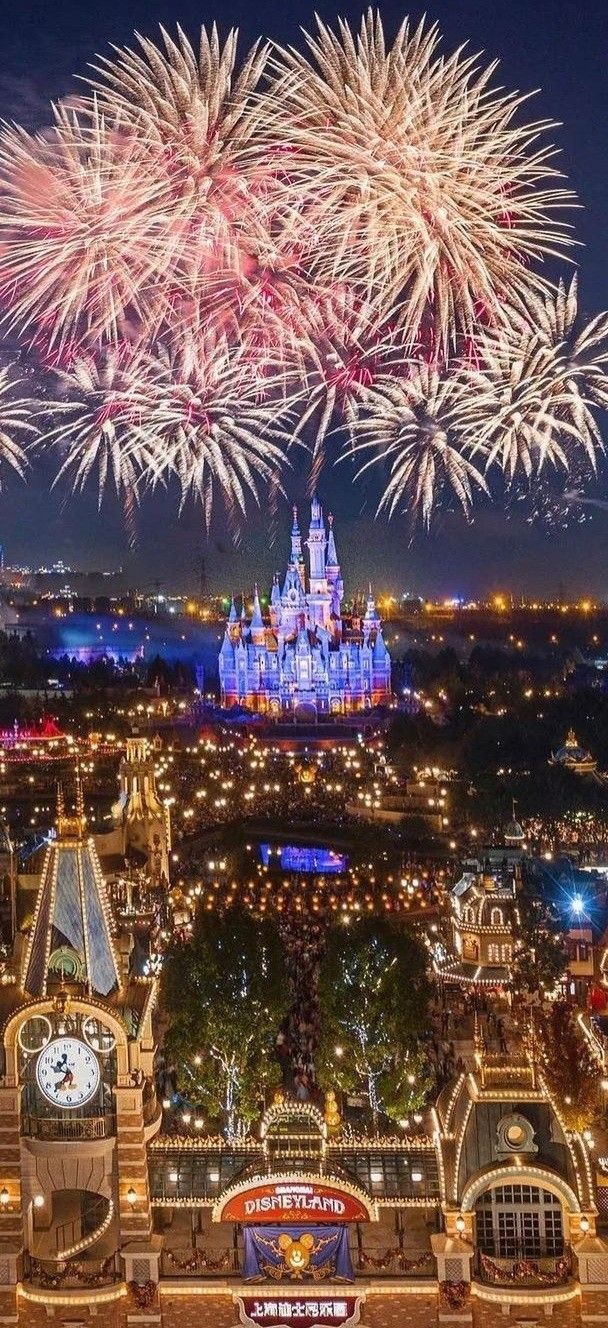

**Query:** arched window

left=463, top=906, right=476, bottom=925
left=490, top=908, right=504, bottom=927
left=475, top=1185, right=564, bottom=1260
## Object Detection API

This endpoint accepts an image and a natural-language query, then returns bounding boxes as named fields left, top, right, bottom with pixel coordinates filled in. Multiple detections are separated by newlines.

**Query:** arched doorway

left=475, top=1183, right=564, bottom=1260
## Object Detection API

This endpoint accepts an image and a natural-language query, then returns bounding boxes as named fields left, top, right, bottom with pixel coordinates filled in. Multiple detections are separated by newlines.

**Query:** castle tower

left=291, top=505, right=305, bottom=589
left=306, top=494, right=332, bottom=631
left=227, top=595, right=240, bottom=641
left=0, top=772, right=162, bottom=1314
left=281, top=562, right=306, bottom=636
left=114, top=738, right=171, bottom=885
left=363, top=586, right=380, bottom=640
left=22, top=778, right=121, bottom=999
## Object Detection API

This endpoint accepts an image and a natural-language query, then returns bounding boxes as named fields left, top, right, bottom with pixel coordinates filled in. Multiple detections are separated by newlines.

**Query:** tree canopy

left=316, top=916, right=432, bottom=1130
left=161, top=903, right=288, bottom=1138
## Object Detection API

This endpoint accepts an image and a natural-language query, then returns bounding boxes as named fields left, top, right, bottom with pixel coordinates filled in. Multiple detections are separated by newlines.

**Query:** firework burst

left=471, top=282, right=608, bottom=484
left=125, top=331, right=294, bottom=528
left=351, top=365, right=488, bottom=528
left=0, top=101, right=181, bottom=351
left=89, top=26, right=275, bottom=295
left=46, top=348, right=157, bottom=498
left=263, top=11, right=574, bottom=349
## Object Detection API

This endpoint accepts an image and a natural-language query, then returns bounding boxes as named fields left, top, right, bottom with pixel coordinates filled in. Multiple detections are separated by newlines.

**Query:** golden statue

left=324, top=1089, right=341, bottom=1129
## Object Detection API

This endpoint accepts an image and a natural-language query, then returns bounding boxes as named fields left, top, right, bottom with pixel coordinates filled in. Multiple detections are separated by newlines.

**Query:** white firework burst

left=352, top=364, right=488, bottom=527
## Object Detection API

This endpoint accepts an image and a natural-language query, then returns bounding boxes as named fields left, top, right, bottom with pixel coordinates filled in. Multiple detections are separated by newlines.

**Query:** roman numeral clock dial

left=36, top=1037, right=101, bottom=1109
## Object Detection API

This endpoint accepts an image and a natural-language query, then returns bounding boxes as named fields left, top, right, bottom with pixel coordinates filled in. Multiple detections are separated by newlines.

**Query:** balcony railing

left=22, top=1113, right=115, bottom=1142
left=357, top=1247, right=434, bottom=1278
left=161, top=1247, right=235, bottom=1277
left=476, top=1248, right=572, bottom=1288
left=159, top=1246, right=435, bottom=1280
left=24, top=1252, right=119, bottom=1289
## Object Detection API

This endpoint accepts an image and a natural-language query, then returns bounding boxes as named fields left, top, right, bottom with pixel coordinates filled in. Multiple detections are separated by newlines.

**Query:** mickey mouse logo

left=277, top=1233, right=315, bottom=1277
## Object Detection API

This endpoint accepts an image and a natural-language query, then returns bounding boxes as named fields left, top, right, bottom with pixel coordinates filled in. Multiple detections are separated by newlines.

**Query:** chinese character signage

left=235, top=1295, right=363, bottom=1327
left=216, top=1180, right=373, bottom=1224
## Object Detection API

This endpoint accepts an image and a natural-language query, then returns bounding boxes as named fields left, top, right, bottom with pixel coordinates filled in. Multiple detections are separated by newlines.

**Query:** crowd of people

left=275, top=908, right=326, bottom=1104
left=427, top=984, right=513, bottom=1084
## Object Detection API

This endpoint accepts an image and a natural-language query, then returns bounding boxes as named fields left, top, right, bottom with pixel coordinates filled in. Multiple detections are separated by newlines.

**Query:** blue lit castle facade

left=219, top=497, right=391, bottom=717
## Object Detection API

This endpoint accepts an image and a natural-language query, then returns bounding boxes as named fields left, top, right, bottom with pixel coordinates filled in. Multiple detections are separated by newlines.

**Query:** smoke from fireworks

left=0, top=11, right=605, bottom=530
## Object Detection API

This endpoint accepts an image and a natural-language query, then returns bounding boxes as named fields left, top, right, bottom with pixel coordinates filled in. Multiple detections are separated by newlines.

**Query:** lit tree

left=317, top=917, right=431, bottom=1131
left=537, top=1000, right=599, bottom=1131
left=162, top=905, right=287, bottom=1139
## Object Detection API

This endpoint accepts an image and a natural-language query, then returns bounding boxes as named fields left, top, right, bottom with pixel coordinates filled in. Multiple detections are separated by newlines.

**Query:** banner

left=217, top=1180, right=373, bottom=1224
left=235, top=1295, right=363, bottom=1327
left=242, top=1226, right=354, bottom=1283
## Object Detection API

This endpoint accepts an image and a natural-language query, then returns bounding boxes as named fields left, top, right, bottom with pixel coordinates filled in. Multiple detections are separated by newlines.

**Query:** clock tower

left=0, top=777, right=162, bottom=1319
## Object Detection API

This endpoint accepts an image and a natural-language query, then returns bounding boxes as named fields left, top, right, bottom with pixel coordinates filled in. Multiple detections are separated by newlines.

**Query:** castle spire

left=326, top=512, right=338, bottom=567
left=250, top=583, right=265, bottom=645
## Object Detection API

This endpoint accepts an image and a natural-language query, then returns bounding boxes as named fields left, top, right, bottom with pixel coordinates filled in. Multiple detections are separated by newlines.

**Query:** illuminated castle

left=219, top=497, right=391, bottom=716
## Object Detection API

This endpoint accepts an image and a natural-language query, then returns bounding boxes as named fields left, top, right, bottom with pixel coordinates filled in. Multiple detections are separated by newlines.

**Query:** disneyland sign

left=216, top=1180, right=374, bottom=1225
left=235, top=1296, right=363, bottom=1328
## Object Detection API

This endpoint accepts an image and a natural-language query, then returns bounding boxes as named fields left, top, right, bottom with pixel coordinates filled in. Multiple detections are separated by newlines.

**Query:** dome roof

left=504, top=819, right=525, bottom=842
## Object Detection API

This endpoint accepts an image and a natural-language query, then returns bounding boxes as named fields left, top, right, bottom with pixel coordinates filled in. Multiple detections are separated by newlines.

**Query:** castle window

left=488, top=944, right=501, bottom=963
left=490, top=908, right=504, bottom=927
left=463, top=906, right=476, bottom=925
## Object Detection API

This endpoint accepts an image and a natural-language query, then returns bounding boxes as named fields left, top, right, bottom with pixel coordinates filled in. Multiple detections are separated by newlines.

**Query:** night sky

left=0, top=0, right=607, bottom=598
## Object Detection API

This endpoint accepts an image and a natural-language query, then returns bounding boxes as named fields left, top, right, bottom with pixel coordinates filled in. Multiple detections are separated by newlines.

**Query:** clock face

left=36, top=1037, right=100, bottom=1110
